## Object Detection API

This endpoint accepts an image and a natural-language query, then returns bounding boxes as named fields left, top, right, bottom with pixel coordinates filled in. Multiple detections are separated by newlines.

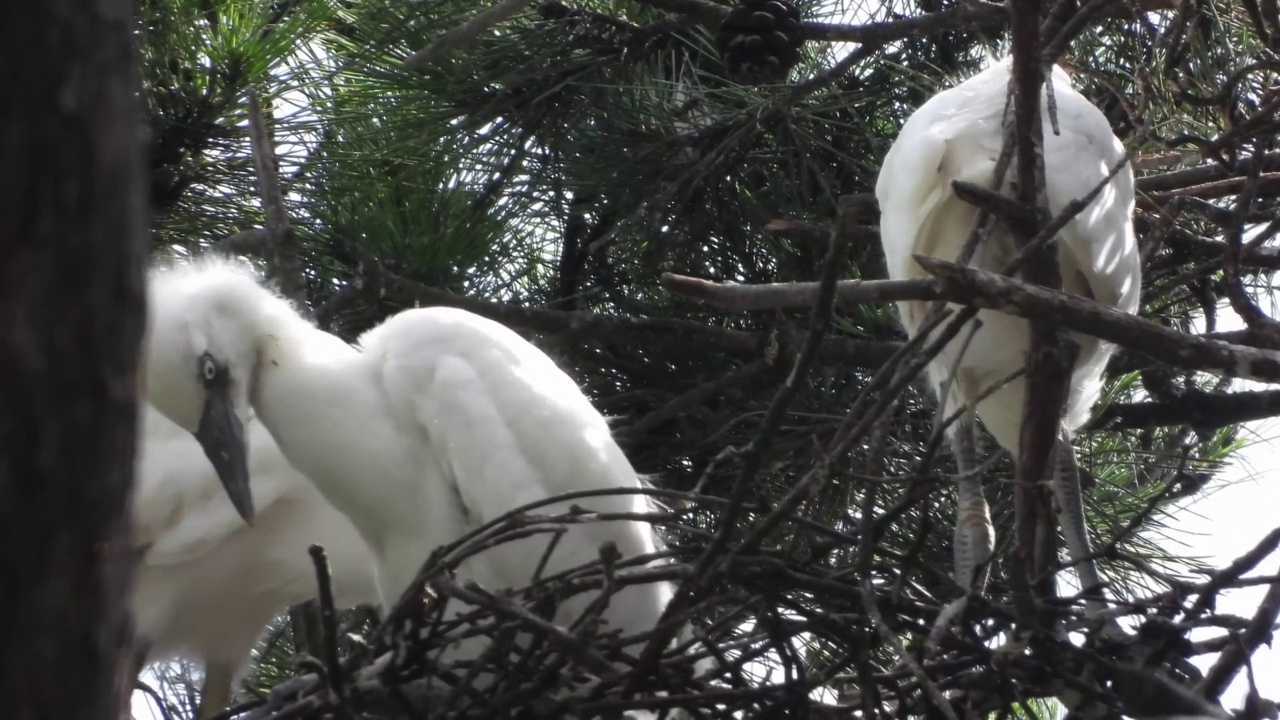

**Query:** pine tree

left=131, top=0, right=1280, bottom=717
left=1, top=0, right=148, bottom=716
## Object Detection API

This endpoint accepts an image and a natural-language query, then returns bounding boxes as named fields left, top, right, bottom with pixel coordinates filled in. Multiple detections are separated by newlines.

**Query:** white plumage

left=132, top=404, right=380, bottom=719
left=141, top=259, right=675, bottom=684
left=875, top=55, right=1142, bottom=626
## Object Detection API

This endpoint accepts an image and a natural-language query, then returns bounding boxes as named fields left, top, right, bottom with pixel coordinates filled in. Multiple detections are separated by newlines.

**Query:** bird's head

left=144, top=258, right=276, bottom=523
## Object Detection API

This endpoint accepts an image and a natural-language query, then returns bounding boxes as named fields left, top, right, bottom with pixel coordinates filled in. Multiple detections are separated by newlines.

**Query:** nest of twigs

left=216, top=489, right=1278, bottom=720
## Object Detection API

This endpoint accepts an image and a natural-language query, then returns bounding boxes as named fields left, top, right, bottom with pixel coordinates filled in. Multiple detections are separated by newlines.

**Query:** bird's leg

left=195, top=662, right=235, bottom=720
left=952, top=414, right=994, bottom=595
left=1050, top=428, right=1106, bottom=619
left=1049, top=428, right=1138, bottom=720
left=927, top=412, right=995, bottom=652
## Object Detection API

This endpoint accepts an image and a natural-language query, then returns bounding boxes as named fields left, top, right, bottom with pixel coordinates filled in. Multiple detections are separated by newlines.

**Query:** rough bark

left=0, top=0, right=148, bottom=717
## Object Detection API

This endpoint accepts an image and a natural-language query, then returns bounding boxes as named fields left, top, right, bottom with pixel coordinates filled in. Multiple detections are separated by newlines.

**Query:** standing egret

left=141, top=259, right=676, bottom=687
left=874, top=55, right=1142, bottom=633
left=132, top=404, right=380, bottom=719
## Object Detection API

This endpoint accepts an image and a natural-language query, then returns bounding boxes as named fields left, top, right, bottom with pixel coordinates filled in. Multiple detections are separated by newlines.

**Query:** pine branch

left=616, top=360, right=773, bottom=442
left=404, top=0, right=539, bottom=70
left=663, top=263, right=1280, bottom=384
left=1089, top=388, right=1280, bottom=431
left=1006, top=0, right=1066, bottom=624
left=245, top=89, right=309, bottom=313
left=915, top=255, right=1280, bottom=383
left=766, top=214, right=1280, bottom=273
left=660, top=273, right=938, bottom=311
left=627, top=0, right=1178, bottom=45
left=1137, top=151, right=1280, bottom=193
left=1200, top=563, right=1280, bottom=699
left=629, top=201, right=856, bottom=691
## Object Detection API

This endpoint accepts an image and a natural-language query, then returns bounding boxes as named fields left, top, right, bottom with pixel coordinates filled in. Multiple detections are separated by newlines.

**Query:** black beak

left=194, top=387, right=254, bottom=523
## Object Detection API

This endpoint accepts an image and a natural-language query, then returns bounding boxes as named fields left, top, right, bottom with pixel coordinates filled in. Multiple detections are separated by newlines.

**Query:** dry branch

left=916, top=256, right=1280, bottom=383
left=404, top=0, right=539, bottom=70
left=1090, top=388, right=1280, bottom=431
left=662, top=262, right=1280, bottom=383
left=628, top=0, right=1178, bottom=45
left=340, top=241, right=904, bottom=369
left=660, top=272, right=935, bottom=311
left=227, top=486, right=1272, bottom=720
left=245, top=89, right=309, bottom=313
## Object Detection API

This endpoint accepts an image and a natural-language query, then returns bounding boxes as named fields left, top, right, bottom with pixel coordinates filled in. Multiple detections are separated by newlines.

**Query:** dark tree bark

left=0, top=0, right=148, bottom=718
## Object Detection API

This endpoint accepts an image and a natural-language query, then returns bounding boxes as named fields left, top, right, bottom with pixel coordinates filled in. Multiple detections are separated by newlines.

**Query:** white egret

left=132, top=404, right=380, bottom=719
left=874, top=55, right=1142, bottom=632
left=141, top=259, right=677, bottom=688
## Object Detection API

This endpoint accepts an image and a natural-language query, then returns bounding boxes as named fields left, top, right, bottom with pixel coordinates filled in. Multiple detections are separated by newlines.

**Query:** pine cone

left=715, top=0, right=804, bottom=85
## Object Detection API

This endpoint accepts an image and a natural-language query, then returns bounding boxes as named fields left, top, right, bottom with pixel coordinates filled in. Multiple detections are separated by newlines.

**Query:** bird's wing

left=876, top=105, right=955, bottom=281
left=876, top=73, right=1010, bottom=282
left=135, top=407, right=295, bottom=567
left=879, top=65, right=1140, bottom=316
left=1043, top=75, right=1142, bottom=316
left=364, top=308, right=658, bottom=587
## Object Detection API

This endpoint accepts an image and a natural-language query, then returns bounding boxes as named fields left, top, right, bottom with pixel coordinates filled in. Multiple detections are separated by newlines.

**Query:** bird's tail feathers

left=1064, top=342, right=1118, bottom=433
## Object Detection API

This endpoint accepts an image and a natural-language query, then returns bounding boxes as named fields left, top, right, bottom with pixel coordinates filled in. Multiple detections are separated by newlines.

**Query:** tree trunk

left=0, top=0, right=148, bottom=717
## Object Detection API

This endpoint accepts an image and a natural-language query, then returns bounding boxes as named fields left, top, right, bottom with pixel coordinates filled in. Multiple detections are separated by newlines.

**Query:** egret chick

left=133, top=404, right=380, bottom=719
left=143, top=259, right=676, bottom=682
left=874, top=55, right=1141, bottom=633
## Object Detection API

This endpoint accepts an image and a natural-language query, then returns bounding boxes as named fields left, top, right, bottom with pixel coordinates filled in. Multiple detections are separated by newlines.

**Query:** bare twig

left=629, top=202, right=856, bottom=689
left=308, top=545, right=350, bottom=716
left=1089, top=388, right=1280, bottom=431
left=914, top=256, right=1280, bottom=383
left=1200, top=563, right=1280, bottom=699
left=629, top=0, right=1177, bottom=45
left=404, top=0, right=538, bottom=71
left=245, top=89, right=309, bottom=313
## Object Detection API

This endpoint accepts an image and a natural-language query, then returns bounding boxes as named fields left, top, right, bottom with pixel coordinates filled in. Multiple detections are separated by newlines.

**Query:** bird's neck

left=247, top=320, right=399, bottom=561
left=250, top=320, right=367, bottom=481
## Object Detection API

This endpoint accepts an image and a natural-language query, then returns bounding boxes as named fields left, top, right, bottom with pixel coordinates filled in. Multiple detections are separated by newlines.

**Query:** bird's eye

left=199, top=353, right=219, bottom=383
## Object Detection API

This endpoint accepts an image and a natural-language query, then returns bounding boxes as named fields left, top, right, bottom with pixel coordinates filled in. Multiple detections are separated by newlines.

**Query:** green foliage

left=132, top=0, right=1273, bottom=715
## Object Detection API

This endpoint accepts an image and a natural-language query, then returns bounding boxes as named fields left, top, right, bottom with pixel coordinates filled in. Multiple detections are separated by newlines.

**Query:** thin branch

left=629, top=0, right=1177, bottom=45
left=617, top=361, right=773, bottom=442
left=404, top=0, right=539, bottom=71
left=308, top=545, right=350, bottom=715
left=660, top=273, right=938, bottom=312
left=1200, top=563, right=1280, bottom=699
left=664, top=264, right=1280, bottom=383
left=914, top=255, right=1280, bottom=383
left=245, top=89, right=309, bottom=313
left=630, top=202, right=856, bottom=690
left=1089, top=388, right=1280, bottom=431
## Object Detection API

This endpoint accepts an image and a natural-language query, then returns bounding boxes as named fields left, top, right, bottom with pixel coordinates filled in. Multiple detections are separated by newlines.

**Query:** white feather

left=143, top=258, right=676, bottom=676
left=875, top=55, right=1141, bottom=454
left=132, top=403, right=380, bottom=679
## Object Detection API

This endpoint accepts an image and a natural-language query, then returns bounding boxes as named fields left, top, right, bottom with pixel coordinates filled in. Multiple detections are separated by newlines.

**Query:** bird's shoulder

left=356, top=307, right=631, bottom=492
left=876, top=92, right=1006, bottom=279
left=358, top=307, right=581, bottom=395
